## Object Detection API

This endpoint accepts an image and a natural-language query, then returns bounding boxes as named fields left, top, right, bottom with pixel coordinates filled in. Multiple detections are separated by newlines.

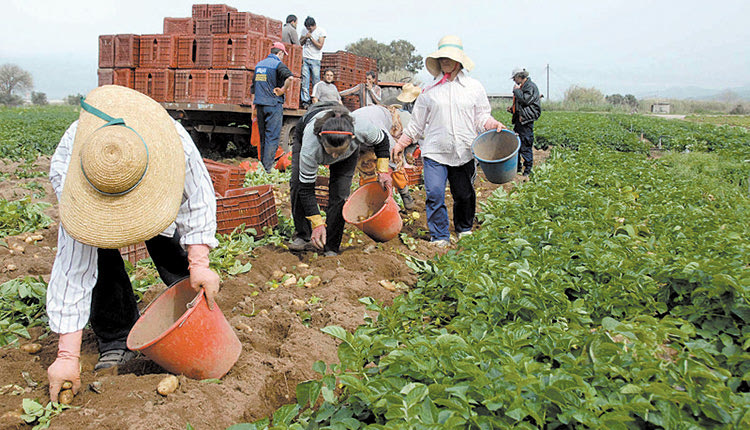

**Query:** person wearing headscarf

left=391, top=35, right=506, bottom=247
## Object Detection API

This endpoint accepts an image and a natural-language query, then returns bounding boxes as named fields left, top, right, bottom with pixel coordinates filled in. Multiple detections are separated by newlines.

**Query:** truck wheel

left=280, top=119, right=297, bottom=153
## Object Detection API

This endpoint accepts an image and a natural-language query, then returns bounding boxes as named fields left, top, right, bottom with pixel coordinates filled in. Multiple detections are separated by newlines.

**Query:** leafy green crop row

left=535, top=112, right=648, bottom=153
left=244, top=144, right=749, bottom=429
left=0, top=197, right=53, bottom=240
left=0, top=105, right=78, bottom=160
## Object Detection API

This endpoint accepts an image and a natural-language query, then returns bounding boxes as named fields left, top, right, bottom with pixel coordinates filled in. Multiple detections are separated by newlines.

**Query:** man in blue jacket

left=508, top=67, right=541, bottom=176
left=252, top=42, right=294, bottom=172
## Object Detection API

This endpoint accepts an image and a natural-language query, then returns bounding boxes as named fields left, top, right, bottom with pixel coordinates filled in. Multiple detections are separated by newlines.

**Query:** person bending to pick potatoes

left=391, top=35, right=506, bottom=247
left=46, top=85, right=221, bottom=402
left=288, top=102, right=393, bottom=256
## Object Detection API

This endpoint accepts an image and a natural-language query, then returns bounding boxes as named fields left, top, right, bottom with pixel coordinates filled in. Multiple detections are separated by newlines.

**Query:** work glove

left=484, top=117, right=507, bottom=132
left=311, top=225, right=327, bottom=250
left=187, top=244, right=221, bottom=310
left=48, top=330, right=82, bottom=403
left=391, top=134, right=413, bottom=164
left=377, top=172, right=393, bottom=190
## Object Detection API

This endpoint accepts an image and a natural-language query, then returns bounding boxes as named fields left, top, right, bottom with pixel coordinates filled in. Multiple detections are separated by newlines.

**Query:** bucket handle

left=178, top=289, right=205, bottom=328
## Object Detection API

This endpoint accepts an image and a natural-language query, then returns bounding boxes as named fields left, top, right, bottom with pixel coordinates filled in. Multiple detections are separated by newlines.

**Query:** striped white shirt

left=403, top=70, right=492, bottom=166
left=46, top=120, right=218, bottom=334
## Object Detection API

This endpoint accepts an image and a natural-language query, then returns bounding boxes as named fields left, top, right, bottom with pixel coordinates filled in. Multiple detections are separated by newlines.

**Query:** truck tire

left=280, top=118, right=298, bottom=153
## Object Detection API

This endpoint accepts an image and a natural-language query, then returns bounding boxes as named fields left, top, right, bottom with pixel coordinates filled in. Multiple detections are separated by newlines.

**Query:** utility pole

left=546, top=64, right=550, bottom=100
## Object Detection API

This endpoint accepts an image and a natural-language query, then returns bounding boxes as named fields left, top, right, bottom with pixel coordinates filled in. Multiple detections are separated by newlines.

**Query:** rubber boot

left=398, top=187, right=416, bottom=210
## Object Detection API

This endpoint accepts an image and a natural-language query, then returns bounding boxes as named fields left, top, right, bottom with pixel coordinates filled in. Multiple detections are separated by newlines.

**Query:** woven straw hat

left=396, top=83, right=421, bottom=103
left=60, top=85, right=185, bottom=249
left=425, top=35, right=475, bottom=77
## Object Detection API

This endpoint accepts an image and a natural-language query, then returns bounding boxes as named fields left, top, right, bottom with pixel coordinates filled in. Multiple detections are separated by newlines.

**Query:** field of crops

left=685, top=115, right=750, bottom=129
left=0, top=106, right=749, bottom=429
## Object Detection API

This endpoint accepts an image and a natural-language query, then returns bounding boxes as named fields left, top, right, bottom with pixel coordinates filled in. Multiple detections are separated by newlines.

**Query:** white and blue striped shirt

left=47, top=119, right=218, bottom=334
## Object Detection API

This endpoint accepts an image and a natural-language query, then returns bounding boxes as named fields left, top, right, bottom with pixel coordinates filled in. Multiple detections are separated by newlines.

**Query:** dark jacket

left=512, top=78, right=541, bottom=125
left=252, top=54, right=292, bottom=106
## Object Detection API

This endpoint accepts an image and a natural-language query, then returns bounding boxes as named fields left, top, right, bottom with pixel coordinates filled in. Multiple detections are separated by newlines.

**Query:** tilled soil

left=0, top=149, right=548, bottom=430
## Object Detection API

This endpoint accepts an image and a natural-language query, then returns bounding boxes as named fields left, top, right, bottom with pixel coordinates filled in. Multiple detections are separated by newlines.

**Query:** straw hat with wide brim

left=396, top=83, right=421, bottom=103
left=60, top=85, right=185, bottom=249
left=425, top=35, right=475, bottom=77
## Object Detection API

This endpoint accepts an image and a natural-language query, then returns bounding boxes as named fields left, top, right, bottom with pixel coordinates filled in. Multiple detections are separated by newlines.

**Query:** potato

left=30, top=234, right=44, bottom=241
left=304, top=276, right=321, bottom=289
left=157, top=375, right=179, bottom=396
left=411, top=212, right=420, bottom=220
left=289, top=299, right=306, bottom=312
left=272, top=269, right=285, bottom=280
left=61, top=381, right=73, bottom=390
left=282, top=275, right=297, bottom=287
left=24, top=236, right=34, bottom=244
left=58, top=389, right=74, bottom=405
left=5, top=264, right=17, bottom=272
left=379, top=280, right=397, bottom=292
left=20, top=343, right=41, bottom=354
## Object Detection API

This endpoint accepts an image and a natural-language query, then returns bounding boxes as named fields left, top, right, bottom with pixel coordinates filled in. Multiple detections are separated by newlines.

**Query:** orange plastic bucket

left=342, top=182, right=403, bottom=242
left=126, top=278, right=241, bottom=379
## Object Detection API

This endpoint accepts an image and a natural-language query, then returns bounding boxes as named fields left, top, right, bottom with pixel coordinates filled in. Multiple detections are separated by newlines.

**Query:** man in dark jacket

left=507, top=67, right=541, bottom=176
left=252, top=42, right=293, bottom=172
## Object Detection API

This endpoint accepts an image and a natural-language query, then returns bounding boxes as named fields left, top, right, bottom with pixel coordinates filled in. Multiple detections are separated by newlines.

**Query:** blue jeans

left=256, top=104, right=283, bottom=172
left=422, top=157, right=476, bottom=241
left=300, top=58, right=321, bottom=103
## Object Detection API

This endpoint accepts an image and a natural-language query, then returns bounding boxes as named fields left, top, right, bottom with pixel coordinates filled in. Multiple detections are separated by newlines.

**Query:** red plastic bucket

left=126, top=278, right=241, bottom=379
left=342, top=182, right=403, bottom=242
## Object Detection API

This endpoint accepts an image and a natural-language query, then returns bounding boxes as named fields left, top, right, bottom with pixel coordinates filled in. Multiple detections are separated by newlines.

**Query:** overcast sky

left=2, top=0, right=749, bottom=100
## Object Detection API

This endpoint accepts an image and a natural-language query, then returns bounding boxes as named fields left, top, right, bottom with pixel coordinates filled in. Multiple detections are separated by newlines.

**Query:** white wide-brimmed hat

left=425, top=35, right=475, bottom=77
left=396, top=83, right=421, bottom=103
left=60, top=85, right=185, bottom=249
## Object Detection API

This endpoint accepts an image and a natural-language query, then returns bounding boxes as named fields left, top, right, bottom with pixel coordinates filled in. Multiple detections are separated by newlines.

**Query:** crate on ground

left=212, top=34, right=262, bottom=69
left=98, top=68, right=114, bottom=86
left=202, top=158, right=246, bottom=196
left=134, top=68, right=175, bottom=102
left=216, top=185, right=278, bottom=236
left=403, top=155, right=423, bottom=186
left=192, top=4, right=209, bottom=19
left=175, top=70, right=209, bottom=103
left=207, top=69, right=247, bottom=104
left=119, top=242, right=149, bottom=265
left=315, top=176, right=329, bottom=209
left=283, top=77, right=300, bottom=110
left=139, top=34, right=179, bottom=68
left=114, top=34, right=140, bottom=68
left=99, top=35, right=115, bottom=68
left=114, top=68, right=135, bottom=88
left=177, top=35, right=213, bottom=68
left=164, top=17, right=195, bottom=35
left=211, top=12, right=229, bottom=34
left=266, top=18, right=282, bottom=41
left=285, top=43, right=302, bottom=76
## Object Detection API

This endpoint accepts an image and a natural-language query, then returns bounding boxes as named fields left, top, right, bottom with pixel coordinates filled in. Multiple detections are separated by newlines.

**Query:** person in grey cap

left=507, top=67, right=541, bottom=176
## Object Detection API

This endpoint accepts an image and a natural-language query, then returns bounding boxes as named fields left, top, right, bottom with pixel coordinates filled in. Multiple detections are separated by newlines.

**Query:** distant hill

left=639, top=85, right=750, bottom=101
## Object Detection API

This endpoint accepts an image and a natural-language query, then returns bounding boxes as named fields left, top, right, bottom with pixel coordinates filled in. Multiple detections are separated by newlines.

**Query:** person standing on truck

left=252, top=42, right=294, bottom=172
left=391, top=35, right=507, bottom=247
left=340, top=71, right=382, bottom=108
left=282, top=15, right=299, bottom=45
left=311, top=69, right=343, bottom=104
left=288, top=102, right=392, bottom=256
left=506, top=67, right=541, bottom=176
left=46, top=85, right=221, bottom=402
left=299, top=16, right=326, bottom=109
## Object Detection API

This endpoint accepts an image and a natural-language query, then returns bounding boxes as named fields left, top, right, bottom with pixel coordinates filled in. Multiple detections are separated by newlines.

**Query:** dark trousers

left=422, top=157, right=476, bottom=241
left=256, top=104, right=284, bottom=172
left=90, top=233, right=189, bottom=353
left=514, top=121, right=534, bottom=174
left=290, top=141, right=357, bottom=253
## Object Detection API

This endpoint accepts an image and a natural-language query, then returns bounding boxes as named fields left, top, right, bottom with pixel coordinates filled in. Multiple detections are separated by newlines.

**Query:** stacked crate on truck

left=321, top=50, right=378, bottom=111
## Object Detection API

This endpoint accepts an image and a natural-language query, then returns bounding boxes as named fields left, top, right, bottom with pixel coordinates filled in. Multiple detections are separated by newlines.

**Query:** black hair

left=286, top=14, right=297, bottom=24
left=314, top=106, right=354, bottom=148
left=304, top=16, right=316, bottom=27
left=323, top=69, right=335, bottom=76
left=366, top=70, right=377, bottom=79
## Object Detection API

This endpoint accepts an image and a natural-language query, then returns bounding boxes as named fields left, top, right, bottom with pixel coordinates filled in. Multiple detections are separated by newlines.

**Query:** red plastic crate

left=175, top=70, right=209, bottom=103
left=211, top=12, right=229, bottom=34
left=139, top=34, right=179, bottom=68
left=119, top=242, right=149, bottom=265
left=283, top=77, right=300, bottom=110
left=202, top=158, right=246, bottom=196
left=342, top=95, right=359, bottom=112
left=403, top=155, right=423, bottom=186
left=99, top=35, right=115, bottom=68
left=98, top=68, right=113, bottom=86
left=113, top=68, right=135, bottom=88
left=177, top=35, right=213, bottom=68
left=114, top=34, right=139, bottom=68
left=207, top=69, right=247, bottom=104
left=134, top=68, right=175, bottom=102
left=195, top=18, right=212, bottom=35
left=315, top=176, right=329, bottom=210
left=208, top=4, right=236, bottom=17
left=164, top=17, right=195, bottom=35
left=228, top=12, right=249, bottom=33
left=192, top=4, right=209, bottom=19
left=216, top=185, right=278, bottom=236
left=285, top=43, right=302, bottom=76
left=266, top=18, right=282, bottom=41
left=243, top=70, right=255, bottom=105
left=247, top=13, right=266, bottom=36
left=212, top=35, right=261, bottom=69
